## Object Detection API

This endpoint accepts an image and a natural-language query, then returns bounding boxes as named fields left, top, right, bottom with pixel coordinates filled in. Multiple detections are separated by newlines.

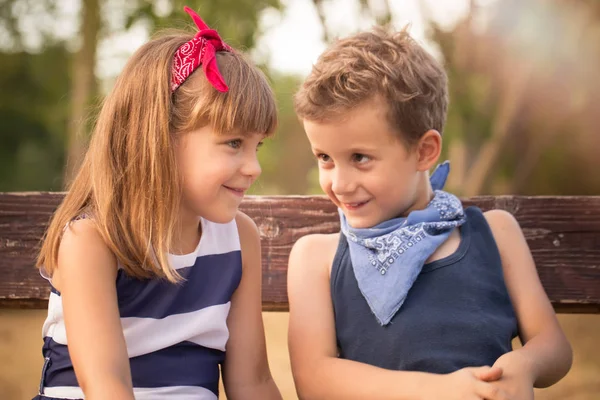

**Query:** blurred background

left=0, top=0, right=598, bottom=398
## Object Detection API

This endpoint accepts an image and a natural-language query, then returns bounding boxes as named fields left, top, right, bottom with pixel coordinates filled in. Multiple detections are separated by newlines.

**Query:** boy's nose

left=331, top=168, right=356, bottom=195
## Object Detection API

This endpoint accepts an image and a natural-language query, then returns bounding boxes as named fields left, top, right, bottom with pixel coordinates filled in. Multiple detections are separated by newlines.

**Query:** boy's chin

left=344, top=215, right=381, bottom=229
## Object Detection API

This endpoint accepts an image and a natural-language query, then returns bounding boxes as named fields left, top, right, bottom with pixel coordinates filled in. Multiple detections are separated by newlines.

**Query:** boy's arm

left=221, top=212, right=282, bottom=400
left=486, top=210, right=573, bottom=389
left=57, top=219, right=134, bottom=400
left=288, top=234, right=508, bottom=400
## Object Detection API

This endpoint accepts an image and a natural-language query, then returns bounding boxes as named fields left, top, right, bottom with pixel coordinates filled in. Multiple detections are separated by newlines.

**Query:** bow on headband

left=171, top=6, right=232, bottom=93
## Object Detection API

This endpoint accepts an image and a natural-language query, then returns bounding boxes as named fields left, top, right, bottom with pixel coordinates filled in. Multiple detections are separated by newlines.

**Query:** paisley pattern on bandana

left=171, top=37, right=208, bottom=91
left=356, top=191, right=464, bottom=276
left=170, top=7, right=232, bottom=93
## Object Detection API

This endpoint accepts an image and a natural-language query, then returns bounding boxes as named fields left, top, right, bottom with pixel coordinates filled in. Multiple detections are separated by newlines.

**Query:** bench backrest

left=1, top=193, right=599, bottom=313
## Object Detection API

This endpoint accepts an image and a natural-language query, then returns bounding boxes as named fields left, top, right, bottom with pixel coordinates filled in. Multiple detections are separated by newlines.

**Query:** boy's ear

left=416, top=130, right=442, bottom=172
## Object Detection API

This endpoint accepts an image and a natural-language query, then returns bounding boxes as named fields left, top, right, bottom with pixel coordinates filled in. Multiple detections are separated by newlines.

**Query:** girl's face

left=176, top=125, right=265, bottom=223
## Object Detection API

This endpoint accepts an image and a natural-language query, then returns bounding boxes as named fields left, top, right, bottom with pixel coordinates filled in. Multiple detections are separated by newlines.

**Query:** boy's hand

left=474, top=365, right=504, bottom=382
left=422, top=366, right=512, bottom=400
left=488, top=352, right=535, bottom=400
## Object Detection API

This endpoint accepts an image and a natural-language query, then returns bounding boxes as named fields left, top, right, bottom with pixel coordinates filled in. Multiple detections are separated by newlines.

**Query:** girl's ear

left=415, top=129, right=442, bottom=172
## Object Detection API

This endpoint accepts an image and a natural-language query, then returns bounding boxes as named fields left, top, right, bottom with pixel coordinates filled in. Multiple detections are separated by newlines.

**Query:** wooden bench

left=1, top=193, right=599, bottom=314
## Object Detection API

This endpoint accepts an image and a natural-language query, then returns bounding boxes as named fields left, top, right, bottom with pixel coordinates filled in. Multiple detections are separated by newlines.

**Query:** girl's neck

left=170, top=209, right=202, bottom=255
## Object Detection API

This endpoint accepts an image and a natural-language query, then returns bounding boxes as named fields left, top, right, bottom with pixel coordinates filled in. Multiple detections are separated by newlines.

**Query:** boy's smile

left=342, top=200, right=370, bottom=210
left=303, top=98, right=429, bottom=229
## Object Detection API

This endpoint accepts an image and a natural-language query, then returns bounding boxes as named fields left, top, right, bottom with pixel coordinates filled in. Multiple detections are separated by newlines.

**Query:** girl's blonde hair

left=37, top=31, right=277, bottom=282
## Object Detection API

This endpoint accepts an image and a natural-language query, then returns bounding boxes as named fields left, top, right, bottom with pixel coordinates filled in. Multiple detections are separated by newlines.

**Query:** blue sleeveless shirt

left=331, top=206, right=518, bottom=372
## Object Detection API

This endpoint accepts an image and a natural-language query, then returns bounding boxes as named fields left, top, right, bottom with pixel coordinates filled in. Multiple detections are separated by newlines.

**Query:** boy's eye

left=352, top=153, right=371, bottom=163
left=256, top=141, right=264, bottom=152
left=226, top=139, right=242, bottom=149
left=317, top=153, right=331, bottom=163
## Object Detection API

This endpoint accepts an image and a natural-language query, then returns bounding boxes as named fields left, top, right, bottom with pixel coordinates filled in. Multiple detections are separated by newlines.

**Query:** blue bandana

left=339, top=162, right=466, bottom=325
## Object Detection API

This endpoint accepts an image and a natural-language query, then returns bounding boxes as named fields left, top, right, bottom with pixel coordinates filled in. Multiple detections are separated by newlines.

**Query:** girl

left=34, top=7, right=281, bottom=400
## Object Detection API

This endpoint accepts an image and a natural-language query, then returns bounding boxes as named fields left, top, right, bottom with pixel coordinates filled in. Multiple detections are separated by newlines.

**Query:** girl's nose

left=241, top=152, right=262, bottom=180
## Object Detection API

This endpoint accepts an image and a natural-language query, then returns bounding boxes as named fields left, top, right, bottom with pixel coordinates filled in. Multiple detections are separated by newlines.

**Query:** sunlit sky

left=16, top=0, right=496, bottom=81
left=256, top=0, right=494, bottom=75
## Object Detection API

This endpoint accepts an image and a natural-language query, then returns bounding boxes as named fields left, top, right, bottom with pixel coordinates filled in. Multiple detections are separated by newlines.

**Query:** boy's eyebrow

left=310, top=145, right=379, bottom=154
left=346, top=145, right=378, bottom=153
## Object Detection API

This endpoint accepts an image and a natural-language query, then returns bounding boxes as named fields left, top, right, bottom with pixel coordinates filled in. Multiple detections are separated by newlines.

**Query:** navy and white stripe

left=38, top=217, right=242, bottom=399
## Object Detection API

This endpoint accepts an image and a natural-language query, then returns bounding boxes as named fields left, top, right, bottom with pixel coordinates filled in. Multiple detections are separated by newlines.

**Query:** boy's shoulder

left=292, top=232, right=340, bottom=256
left=289, top=232, right=340, bottom=278
left=482, top=209, right=521, bottom=235
left=481, top=208, right=524, bottom=254
left=462, top=206, right=519, bottom=234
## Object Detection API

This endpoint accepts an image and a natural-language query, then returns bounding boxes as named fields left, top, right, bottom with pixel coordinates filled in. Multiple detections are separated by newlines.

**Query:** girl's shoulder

left=234, top=211, right=261, bottom=272
left=60, top=217, right=111, bottom=262
left=234, top=211, right=259, bottom=240
left=52, top=217, right=118, bottom=293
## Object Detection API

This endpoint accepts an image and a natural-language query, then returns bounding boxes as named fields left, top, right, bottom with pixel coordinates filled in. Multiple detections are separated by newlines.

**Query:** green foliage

left=0, top=0, right=61, bottom=51
left=1, top=0, right=598, bottom=196
left=124, top=0, right=281, bottom=50
left=0, top=0, right=283, bottom=192
left=0, top=46, right=70, bottom=190
left=250, top=72, right=312, bottom=195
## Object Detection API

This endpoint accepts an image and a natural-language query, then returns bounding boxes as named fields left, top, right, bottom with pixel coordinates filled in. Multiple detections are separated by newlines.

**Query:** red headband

left=171, top=7, right=232, bottom=93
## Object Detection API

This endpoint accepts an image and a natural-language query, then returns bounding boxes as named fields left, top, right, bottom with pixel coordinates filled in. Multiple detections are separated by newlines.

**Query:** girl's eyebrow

left=218, top=131, right=244, bottom=138
left=222, top=131, right=268, bottom=139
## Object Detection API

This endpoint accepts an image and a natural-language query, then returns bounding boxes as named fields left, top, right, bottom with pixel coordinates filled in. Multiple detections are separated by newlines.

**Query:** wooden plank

left=0, top=192, right=64, bottom=309
left=1, top=193, right=599, bottom=313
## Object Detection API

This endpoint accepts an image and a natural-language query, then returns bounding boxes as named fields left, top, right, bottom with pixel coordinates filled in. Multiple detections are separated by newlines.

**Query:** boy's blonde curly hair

left=295, top=26, right=448, bottom=146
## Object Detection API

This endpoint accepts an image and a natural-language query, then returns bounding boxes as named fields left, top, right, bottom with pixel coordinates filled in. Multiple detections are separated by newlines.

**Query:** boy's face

left=304, top=102, right=422, bottom=229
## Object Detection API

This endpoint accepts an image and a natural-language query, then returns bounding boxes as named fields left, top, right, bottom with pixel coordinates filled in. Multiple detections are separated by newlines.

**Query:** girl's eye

left=256, top=141, right=264, bottom=152
left=352, top=153, right=371, bottom=164
left=227, top=139, right=242, bottom=149
left=317, top=153, right=331, bottom=163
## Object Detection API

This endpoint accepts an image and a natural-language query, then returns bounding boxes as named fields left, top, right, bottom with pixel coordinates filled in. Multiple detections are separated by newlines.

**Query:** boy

left=287, top=27, right=572, bottom=400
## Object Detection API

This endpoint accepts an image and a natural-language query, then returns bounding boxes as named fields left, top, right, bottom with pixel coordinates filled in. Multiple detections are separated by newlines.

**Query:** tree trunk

left=64, top=0, right=100, bottom=187
left=312, top=0, right=330, bottom=43
left=462, top=63, right=532, bottom=196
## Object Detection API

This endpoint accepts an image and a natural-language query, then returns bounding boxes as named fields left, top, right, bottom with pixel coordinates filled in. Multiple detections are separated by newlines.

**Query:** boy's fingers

left=476, top=381, right=511, bottom=400
left=472, top=365, right=503, bottom=381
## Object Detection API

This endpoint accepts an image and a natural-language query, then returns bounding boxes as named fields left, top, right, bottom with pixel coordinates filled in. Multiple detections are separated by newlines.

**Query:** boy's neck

left=400, top=173, right=435, bottom=218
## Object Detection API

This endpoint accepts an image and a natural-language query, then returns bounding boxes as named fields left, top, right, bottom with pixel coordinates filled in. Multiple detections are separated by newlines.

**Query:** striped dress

left=36, top=217, right=242, bottom=400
